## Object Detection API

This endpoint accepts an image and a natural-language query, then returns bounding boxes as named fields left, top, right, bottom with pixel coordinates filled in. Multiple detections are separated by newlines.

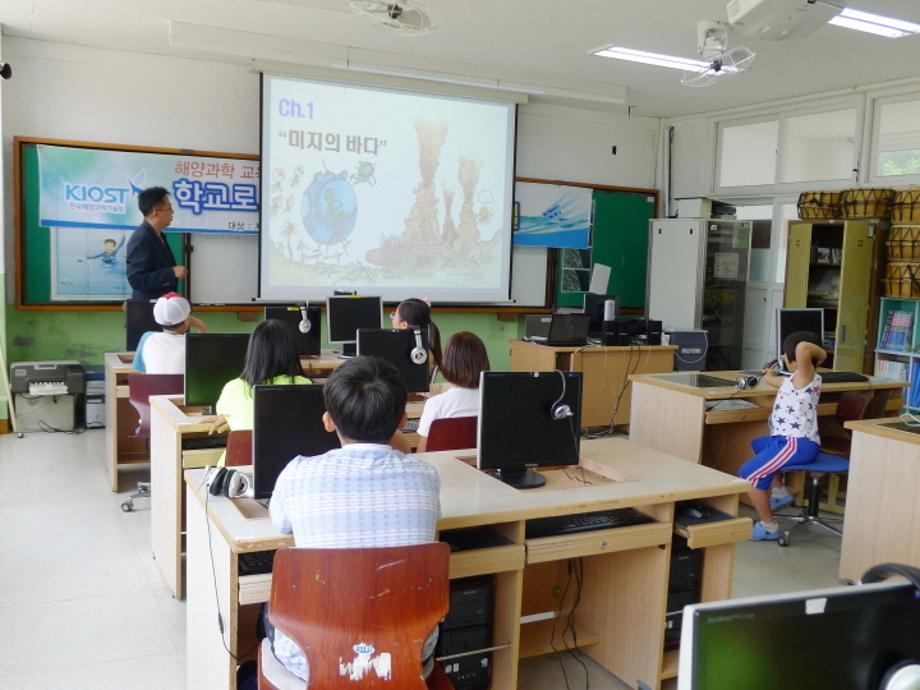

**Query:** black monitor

left=126, top=299, right=161, bottom=351
left=477, top=371, right=582, bottom=489
left=184, top=333, right=250, bottom=408
left=776, top=308, right=824, bottom=367
left=264, top=305, right=321, bottom=356
left=584, top=292, right=617, bottom=335
left=326, top=296, right=383, bottom=357
left=356, top=328, right=429, bottom=394
left=678, top=580, right=920, bottom=690
left=252, top=384, right=340, bottom=499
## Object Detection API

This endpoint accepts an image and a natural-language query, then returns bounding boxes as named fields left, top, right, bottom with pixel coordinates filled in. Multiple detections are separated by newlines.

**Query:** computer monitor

left=252, top=384, right=340, bottom=499
left=356, top=328, right=429, bottom=394
left=184, top=333, right=250, bottom=408
left=677, top=580, right=920, bottom=690
left=326, top=296, right=383, bottom=357
left=264, top=305, right=321, bottom=356
left=776, top=308, right=824, bottom=368
left=126, top=299, right=161, bottom=351
left=477, top=371, right=582, bottom=489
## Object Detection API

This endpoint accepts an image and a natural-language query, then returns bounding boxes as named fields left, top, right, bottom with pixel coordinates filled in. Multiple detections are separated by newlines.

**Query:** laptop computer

left=528, top=313, right=591, bottom=346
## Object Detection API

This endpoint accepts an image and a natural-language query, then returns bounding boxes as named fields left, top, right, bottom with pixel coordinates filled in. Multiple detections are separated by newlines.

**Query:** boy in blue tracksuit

left=739, top=331, right=827, bottom=541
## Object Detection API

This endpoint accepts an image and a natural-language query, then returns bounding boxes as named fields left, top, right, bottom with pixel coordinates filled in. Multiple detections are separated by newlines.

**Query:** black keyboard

left=182, top=435, right=228, bottom=450
left=238, top=550, right=276, bottom=576
left=820, top=371, right=869, bottom=383
left=526, top=508, right=654, bottom=539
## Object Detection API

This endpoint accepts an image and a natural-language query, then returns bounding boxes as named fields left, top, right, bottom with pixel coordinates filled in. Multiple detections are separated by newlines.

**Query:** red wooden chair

left=225, top=429, right=253, bottom=467
left=121, top=374, right=183, bottom=512
left=258, top=544, right=453, bottom=690
left=425, top=416, right=477, bottom=452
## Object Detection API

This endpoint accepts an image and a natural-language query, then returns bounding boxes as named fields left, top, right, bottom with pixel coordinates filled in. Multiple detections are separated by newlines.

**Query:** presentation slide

left=260, top=74, right=516, bottom=303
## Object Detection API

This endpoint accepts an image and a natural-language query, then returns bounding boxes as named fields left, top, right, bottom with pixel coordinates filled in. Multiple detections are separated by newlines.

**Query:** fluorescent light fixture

left=828, top=7, right=920, bottom=38
left=593, top=46, right=711, bottom=71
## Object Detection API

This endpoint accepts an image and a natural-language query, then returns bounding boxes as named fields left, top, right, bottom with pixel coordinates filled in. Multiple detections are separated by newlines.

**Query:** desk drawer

left=674, top=517, right=751, bottom=549
left=449, top=544, right=525, bottom=579
left=525, top=522, right=671, bottom=564
left=239, top=574, right=272, bottom=606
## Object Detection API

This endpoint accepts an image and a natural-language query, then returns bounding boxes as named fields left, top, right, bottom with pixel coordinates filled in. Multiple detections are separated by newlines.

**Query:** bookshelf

left=875, top=296, right=920, bottom=410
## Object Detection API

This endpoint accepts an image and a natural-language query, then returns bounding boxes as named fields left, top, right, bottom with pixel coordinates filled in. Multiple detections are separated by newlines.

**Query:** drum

left=840, top=188, right=893, bottom=219
left=883, top=261, right=920, bottom=298
left=797, top=191, right=841, bottom=219
left=891, top=188, right=920, bottom=224
left=886, top=226, right=920, bottom=261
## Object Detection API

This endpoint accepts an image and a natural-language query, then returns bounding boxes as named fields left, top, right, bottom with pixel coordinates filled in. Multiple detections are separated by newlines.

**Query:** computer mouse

left=680, top=504, right=709, bottom=520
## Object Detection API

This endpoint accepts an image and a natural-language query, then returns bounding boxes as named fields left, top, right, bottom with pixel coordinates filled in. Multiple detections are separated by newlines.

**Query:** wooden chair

left=258, top=544, right=453, bottom=690
left=225, top=429, right=253, bottom=467
left=425, top=416, right=477, bottom=452
left=121, top=374, right=183, bottom=512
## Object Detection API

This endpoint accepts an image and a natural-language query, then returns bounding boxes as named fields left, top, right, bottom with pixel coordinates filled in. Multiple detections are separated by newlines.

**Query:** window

left=875, top=97, right=920, bottom=178
left=735, top=204, right=774, bottom=283
left=718, top=120, right=778, bottom=188
left=779, top=108, right=857, bottom=183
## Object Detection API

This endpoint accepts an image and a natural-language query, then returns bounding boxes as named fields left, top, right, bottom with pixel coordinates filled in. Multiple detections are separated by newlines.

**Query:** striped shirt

left=268, top=443, right=441, bottom=682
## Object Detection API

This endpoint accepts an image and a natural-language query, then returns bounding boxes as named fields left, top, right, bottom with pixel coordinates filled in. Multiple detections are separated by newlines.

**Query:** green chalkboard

left=554, top=188, right=657, bottom=310
left=17, top=140, right=185, bottom=307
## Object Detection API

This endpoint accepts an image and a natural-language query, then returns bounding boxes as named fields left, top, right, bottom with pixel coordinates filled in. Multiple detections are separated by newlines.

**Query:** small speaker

left=603, top=298, right=618, bottom=321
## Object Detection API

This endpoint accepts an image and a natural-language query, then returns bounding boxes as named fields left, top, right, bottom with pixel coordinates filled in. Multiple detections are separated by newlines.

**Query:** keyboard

left=820, top=371, right=869, bottom=383
left=182, top=435, right=228, bottom=450
left=238, top=550, right=276, bottom=576
left=525, top=507, right=654, bottom=539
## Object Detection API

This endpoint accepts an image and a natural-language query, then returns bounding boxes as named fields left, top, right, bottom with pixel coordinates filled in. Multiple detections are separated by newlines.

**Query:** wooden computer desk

left=150, top=391, right=433, bottom=599
left=839, top=418, right=920, bottom=583
left=184, top=438, right=751, bottom=690
left=103, top=351, right=343, bottom=492
left=628, top=371, right=905, bottom=487
left=510, top=341, right=677, bottom=428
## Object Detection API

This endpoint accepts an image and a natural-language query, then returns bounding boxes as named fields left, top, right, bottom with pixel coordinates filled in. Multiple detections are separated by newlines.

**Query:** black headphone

left=298, top=304, right=312, bottom=334
left=550, top=370, right=574, bottom=420
left=207, top=467, right=251, bottom=499
left=861, top=563, right=920, bottom=690
left=736, top=374, right=760, bottom=390
left=410, top=327, right=428, bottom=366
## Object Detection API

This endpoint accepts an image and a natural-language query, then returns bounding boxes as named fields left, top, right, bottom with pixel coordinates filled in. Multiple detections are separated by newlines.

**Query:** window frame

left=868, top=92, right=920, bottom=186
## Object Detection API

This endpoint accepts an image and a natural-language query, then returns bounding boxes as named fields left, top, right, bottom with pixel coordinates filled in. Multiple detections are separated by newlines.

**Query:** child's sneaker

left=751, top=521, right=781, bottom=541
left=769, top=494, right=795, bottom=511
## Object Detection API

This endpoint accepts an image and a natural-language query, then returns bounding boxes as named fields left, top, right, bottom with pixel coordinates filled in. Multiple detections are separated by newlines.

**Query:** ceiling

left=2, top=0, right=920, bottom=117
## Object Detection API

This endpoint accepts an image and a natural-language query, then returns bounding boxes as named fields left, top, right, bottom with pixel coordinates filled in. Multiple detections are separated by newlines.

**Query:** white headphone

left=298, top=304, right=312, bottom=334
left=550, top=370, right=574, bottom=420
left=410, top=327, right=428, bottom=366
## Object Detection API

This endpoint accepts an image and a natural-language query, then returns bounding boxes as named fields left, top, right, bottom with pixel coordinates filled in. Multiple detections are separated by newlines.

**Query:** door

left=784, top=222, right=813, bottom=307
left=703, top=220, right=751, bottom=370
left=836, top=220, right=874, bottom=371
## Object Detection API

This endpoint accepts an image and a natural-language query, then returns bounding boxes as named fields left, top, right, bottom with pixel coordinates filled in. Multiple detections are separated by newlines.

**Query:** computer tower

left=665, top=535, right=702, bottom=650
left=442, top=652, right=491, bottom=690
left=438, top=576, right=494, bottom=690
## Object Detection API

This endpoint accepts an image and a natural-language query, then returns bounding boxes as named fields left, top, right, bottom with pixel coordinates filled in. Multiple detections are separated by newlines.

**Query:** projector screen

left=260, top=74, right=517, bottom=303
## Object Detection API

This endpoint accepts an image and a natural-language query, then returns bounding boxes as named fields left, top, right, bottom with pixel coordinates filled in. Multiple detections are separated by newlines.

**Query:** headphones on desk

left=298, top=304, right=312, bottom=334
left=550, top=370, right=574, bottom=420
left=207, top=467, right=252, bottom=499
left=736, top=374, right=761, bottom=390
left=410, top=327, right=428, bottom=366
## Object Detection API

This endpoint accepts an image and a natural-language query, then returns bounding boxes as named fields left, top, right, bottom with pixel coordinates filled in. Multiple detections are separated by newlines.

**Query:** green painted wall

left=5, top=308, right=524, bottom=373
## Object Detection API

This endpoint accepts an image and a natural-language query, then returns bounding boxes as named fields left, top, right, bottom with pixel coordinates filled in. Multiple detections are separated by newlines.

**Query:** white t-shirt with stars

left=769, top=373, right=821, bottom=444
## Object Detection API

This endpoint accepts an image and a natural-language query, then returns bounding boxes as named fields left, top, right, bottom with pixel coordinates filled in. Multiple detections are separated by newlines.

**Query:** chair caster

left=778, top=533, right=790, bottom=547
left=121, top=500, right=134, bottom=512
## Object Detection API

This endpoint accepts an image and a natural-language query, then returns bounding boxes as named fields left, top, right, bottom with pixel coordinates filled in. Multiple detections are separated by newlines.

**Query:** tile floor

left=0, top=428, right=846, bottom=690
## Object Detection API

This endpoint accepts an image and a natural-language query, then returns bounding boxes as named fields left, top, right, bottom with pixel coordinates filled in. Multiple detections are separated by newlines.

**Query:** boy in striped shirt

left=739, top=332, right=827, bottom=541
left=268, top=355, right=441, bottom=682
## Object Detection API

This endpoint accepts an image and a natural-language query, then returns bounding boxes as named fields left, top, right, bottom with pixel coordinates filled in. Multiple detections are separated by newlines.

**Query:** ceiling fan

left=681, top=20, right=756, bottom=87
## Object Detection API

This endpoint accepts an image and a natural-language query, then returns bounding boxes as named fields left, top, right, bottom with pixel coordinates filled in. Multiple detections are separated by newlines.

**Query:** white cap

left=153, top=292, right=191, bottom=327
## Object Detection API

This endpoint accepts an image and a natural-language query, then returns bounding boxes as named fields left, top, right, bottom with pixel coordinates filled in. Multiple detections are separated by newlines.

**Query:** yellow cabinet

left=784, top=220, right=883, bottom=373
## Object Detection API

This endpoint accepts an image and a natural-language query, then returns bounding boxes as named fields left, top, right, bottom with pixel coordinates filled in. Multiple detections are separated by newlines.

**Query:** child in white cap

left=131, top=292, right=205, bottom=374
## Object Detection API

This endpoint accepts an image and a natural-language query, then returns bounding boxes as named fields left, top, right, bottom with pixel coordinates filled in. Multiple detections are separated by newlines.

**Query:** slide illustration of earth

left=300, top=170, right=358, bottom=246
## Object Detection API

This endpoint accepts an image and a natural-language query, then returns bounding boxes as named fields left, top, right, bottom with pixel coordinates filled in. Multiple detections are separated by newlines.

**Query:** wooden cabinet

left=784, top=219, right=884, bottom=373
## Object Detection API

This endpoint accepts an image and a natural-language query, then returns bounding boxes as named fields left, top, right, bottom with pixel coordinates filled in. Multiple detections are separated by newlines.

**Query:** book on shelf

left=876, top=357, right=909, bottom=382
left=880, top=309, right=914, bottom=351
left=911, top=360, right=920, bottom=408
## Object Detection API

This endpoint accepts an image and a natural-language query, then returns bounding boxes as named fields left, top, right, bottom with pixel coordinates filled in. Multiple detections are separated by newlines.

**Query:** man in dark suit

left=126, top=187, right=187, bottom=299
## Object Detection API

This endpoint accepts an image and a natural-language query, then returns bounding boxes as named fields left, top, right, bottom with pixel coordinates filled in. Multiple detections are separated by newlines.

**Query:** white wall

left=1, top=38, right=661, bottom=288
left=668, top=116, right=710, bottom=201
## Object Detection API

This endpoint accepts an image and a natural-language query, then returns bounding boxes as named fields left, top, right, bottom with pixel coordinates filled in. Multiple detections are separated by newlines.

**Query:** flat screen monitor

left=776, top=308, right=824, bottom=368
left=252, top=384, right=340, bottom=499
left=356, top=328, right=429, bottom=394
left=477, top=371, right=582, bottom=489
left=126, top=299, right=161, bottom=351
left=326, top=296, right=383, bottom=356
left=264, top=305, right=321, bottom=356
left=677, top=580, right=920, bottom=690
left=184, top=333, right=250, bottom=408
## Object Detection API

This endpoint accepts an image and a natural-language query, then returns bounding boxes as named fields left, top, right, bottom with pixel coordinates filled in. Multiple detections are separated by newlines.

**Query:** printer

left=10, top=361, right=85, bottom=432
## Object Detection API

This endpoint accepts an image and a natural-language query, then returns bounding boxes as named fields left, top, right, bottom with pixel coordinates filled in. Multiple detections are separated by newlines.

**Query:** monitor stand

left=336, top=343, right=357, bottom=359
left=490, top=468, right=546, bottom=489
